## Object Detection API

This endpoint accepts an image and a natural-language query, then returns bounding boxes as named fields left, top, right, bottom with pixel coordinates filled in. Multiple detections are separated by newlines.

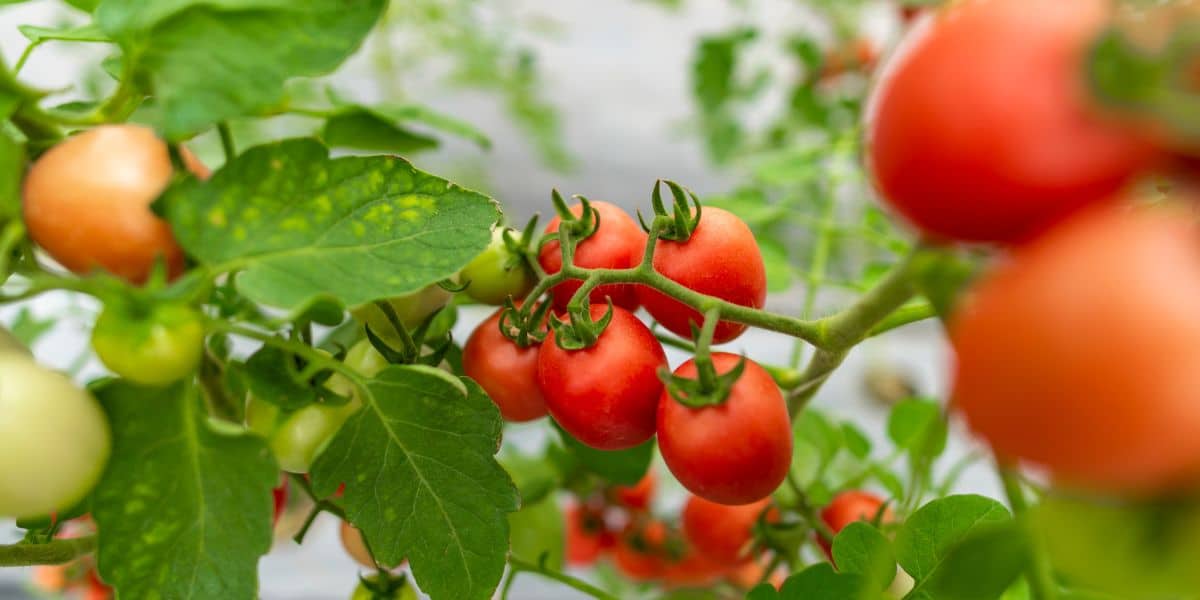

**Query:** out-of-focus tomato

left=817, top=490, right=893, bottom=558
left=565, top=503, right=615, bottom=566
left=610, top=470, right=655, bottom=511
left=682, top=495, right=774, bottom=564
left=613, top=521, right=667, bottom=582
left=341, top=521, right=375, bottom=568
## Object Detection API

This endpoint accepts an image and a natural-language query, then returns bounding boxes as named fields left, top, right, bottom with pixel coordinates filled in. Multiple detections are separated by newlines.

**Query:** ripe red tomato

left=462, top=307, right=546, bottom=422
left=610, top=470, right=655, bottom=511
left=658, top=354, right=792, bottom=505
left=661, top=547, right=729, bottom=589
left=952, top=203, right=1200, bottom=494
left=682, top=495, right=774, bottom=564
left=537, top=305, right=666, bottom=450
left=340, top=520, right=374, bottom=568
left=565, top=503, right=614, bottom=566
left=271, top=477, right=288, bottom=527
left=866, top=0, right=1158, bottom=243
left=537, top=201, right=645, bottom=311
left=613, top=521, right=667, bottom=582
left=817, top=490, right=892, bottom=558
left=22, top=124, right=209, bottom=283
left=637, top=207, right=766, bottom=344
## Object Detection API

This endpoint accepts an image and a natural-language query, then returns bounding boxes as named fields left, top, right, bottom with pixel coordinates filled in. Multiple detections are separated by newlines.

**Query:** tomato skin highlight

left=537, top=305, right=666, bottom=450
left=462, top=307, right=546, bottom=422
left=952, top=203, right=1200, bottom=494
left=658, top=354, right=792, bottom=505
left=682, top=495, right=773, bottom=564
left=537, top=201, right=645, bottom=311
left=866, top=0, right=1158, bottom=243
left=565, top=503, right=615, bottom=566
left=461, top=228, right=534, bottom=305
left=637, top=207, right=766, bottom=344
left=817, top=490, right=891, bottom=558
left=22, top=124, right=207, bottom=283
left=91, top=301, right=205, bottom=387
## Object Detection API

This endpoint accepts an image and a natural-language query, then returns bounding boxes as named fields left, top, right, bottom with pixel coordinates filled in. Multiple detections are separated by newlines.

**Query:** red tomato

left=661, top=547, right=729, bottom=588
left=84, top=571, right=112, bottom=600
left=682, top=495, right=774, bottom=564
left=462, top=307, right=547, bottom=422
left=613, top=521, right=667, bottom=582
left=866, top=0, right=1157, bottom=243
left=566, top=503, right=615, bottom=566
left=817, top=490, right=892, bottom=558
left=537, top=201, right=645, bottom=311
left=340, top=521, right=374, bottom=568
left=952, top=203, right=1200, bottom=494
left=637, top=207, right=766, bottom=344
left=22, top=124, right=209, bottom=283
left=537, top=305, right=666, bottom=450
left=611, top=470, right=656, bottom=511
left=658, top=354, right=792, bottom=505
left=728, top=558, right=785, bottom=590
left=271, top=477, right=288, bottom=527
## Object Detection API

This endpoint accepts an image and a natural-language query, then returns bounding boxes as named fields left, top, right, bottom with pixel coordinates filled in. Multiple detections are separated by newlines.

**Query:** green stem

left=998, top=465, right=1058, bottom=600
left=217, top=122, right=236, bottom=162
left=14, top=40, right=43, bottom=75
left=0, top=536, right=96, bottom=566
left=508, top=557, right=617, bottom=600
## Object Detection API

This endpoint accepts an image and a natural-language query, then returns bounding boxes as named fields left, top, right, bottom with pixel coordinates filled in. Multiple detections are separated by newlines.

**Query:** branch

left=0, top=535, right=96, bottom=566
left=508, top=557, right=617, bottom=600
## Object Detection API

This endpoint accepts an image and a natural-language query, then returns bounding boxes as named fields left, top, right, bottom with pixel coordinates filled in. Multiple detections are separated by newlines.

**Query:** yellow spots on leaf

left=207, top=208, right=227, bottom=227
left=280, top=216, right=309, bottom=232
left=352, top=222, right=367, bottom=238
left=232, top=226, right=248, bottom=241
left=270, top=159, right=283, bottom=171
left=368, top=171, right=384, bottom=188
left=314, top=195, right=332, bottom=214
left=397, top=195, right=434, bottom=211
left=399, top=209, right=422, bottom=222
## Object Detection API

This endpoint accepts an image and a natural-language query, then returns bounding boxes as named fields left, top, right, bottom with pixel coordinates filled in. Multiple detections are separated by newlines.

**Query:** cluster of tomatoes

left=868, top=0, right=1200, bottom=497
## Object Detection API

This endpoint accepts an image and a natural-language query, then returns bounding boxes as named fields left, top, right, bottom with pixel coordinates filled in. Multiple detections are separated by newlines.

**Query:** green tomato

left=92, top=301, right=205, bottom=386
left=461, top=228, right=533, bottom=305
left=349, top=285, right=452, bottom=347
left=0, top=355, right=110, bottom=518
left=350, top=576, right=418, bottom=600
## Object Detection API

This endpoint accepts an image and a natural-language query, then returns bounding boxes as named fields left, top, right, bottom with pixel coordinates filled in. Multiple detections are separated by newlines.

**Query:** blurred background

left=0, top=1, right=995, bottom=598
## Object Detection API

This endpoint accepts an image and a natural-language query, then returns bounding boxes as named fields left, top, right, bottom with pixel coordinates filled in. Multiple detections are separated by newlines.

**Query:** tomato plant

left=682, top=495, right=774, bottom=564
left=537, top=201, right=645, bottom=311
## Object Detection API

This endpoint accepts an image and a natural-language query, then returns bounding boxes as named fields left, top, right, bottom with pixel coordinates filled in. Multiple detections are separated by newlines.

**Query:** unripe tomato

left=462, top=307, right=546, bottom=422
left=349, top=285, right=453, bottom=348
left=817, top=490, right=893, bottom=558
left=350, top=576, right=417, bottom=600
left=0, top=326, right=31, bottom=358
left=658, top=354, right=792, bottom=505
left=0, top=355, right=110, bottom=518
left=613, top=521, right=667, bottom=582
left=22, top=124, right=208, bottom=283
left=91, top=301, right=205, bottom=386
left=461, top=228, right=533, bottom=305
left=340, top=520, right=374, bottom=568
left=866, top=0, right=1158, bottom=243
left=565, top=503, right=615, bottom=566
left=610, top=470, right=655, bottom=511
left=537, top=201, right=645, bottom=311
left=682, top=495, right=774, bottom=564
left=637, top=207, right=766, bottom=344
left=952, top=203, right=1200, bottom=494
left=537, top=305, right=666, bottom=450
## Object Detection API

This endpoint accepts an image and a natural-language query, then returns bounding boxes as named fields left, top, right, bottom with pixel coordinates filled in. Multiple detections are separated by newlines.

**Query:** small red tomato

left=341, top=521, right=375, bottom=568
left=727, top=558, right=786, bottom=590
left=611, top=470, right=656, bottom=511
left=817, top=490, right=892, bottom=558
left=538, top=201, right=645, bottom=311
left=566, top=503, right=615, bottom=566
left=463, top=307, right=547, bottom=422
left=613, top=521, right=667, bottom=582
left=84, top=570, right=112, bottom=600
left=637, top=207, right=766, bottom=344
left=661, top=546, right=729, bottom=589
left=272, top=477, right=288, bottom=527
left=682, top=495, right=774, bottom=564
left=658, top=354, right=792, bottom=505
left=538, top=305, right=666, bottom=450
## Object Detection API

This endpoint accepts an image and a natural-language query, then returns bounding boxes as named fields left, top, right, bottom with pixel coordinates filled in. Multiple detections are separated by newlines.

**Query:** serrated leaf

left=18, top=24, right=108, bottom=43
left=779, top=563, right=872, bottom=600
left=322, top=110, right=440, bottom=154
left=832, top=521, right=895, bottom=591
left=555, top=422, right=654, bottom=486
left=310, top=369, right=518, bottom=600
left=97, top=1, right=385, bottom=138
left=894, top=495, right=1011, bottom=581
left=165, top=138, right=499, bottom=314
left=914, top=520, right=1028, bottom=600
left=507, top=495, right=564, bottom=571
left=92, top=381, right=277, bottom=600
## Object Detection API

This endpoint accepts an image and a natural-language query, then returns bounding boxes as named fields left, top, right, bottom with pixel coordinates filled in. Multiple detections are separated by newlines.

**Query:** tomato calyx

left=498, top=297, right=553, bottom=347
left=636, top=179, right=702, bottom=243
left=356, top=572, right=411, bottom=599
left=540, top=190, right=601, bottom=250
left=548, top=299, right=615, bottom=350
left=360, top=300, right=453, bottom=367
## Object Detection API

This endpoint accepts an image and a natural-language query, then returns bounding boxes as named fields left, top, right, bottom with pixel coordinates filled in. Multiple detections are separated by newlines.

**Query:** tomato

left=349, top=284, right=453, bottom=348
left=637, top=207, right=766, bottom=343
left=817, top=490, right=892, bottom=558
left=537, top=201, right=645, bottom=311
left=613, top=521, right=667, bottom=582
left=610, top=470, right=655, bottom=511
left=821, top=38, right=880, bottom=78
left=91, top=301, right=205, bottom=386
left=682, top=495, right=774, bottom=564
left=84, top=571, right=112, bottom=600
left=661, top=547, right=729, bottom=589
left=462, top=307, right=546, bottom=422
left=350, top=576, right=418, bottom=600
left=341, top=520, right=375, bottom=568
left=537, top=304, right=666, bottom=450
left=658, top=354, right=791, bottom=505
left=461, top=228, right=534, bottom=305
left=22, top=124, right=208, bottom=283
left=0, top=355, right=110, bottom=519
left=865, top=0, right=1158, bottom=243
left=952, top=203, right=1200, bottom=494
left=727, top=558, right=785, bottom=590
left=565, top=503, right=615, bottom=566
left=272, top=477, right=288, bottom=526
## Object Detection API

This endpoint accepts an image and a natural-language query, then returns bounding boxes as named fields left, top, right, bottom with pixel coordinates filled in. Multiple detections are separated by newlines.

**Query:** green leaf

left=894, top=494, right=1011, bottom=581
left=554, top=422, right=653, bottom=486
left=841, top=423, right=872, bottom=459
left=759, top=236, right=793, bottom=293
left=693, top=27, right=758, bottom=113
left=499, top=449, right=565, bottom=507
left=166, top=138, right=500, bottom=315
left=92, top=381, right=277, bottom=600
left=832, top=521, right=895, bottom=591
left=17, top=24, right=109, bottom=43
left=795, top=409, right=841, bottom=464
left=5, top=307, right=53, bottom=347
left=65, top=0, right=99, bottom=11
left=237, top=344, right=317, bottom=410
left=327, top=91, right=492, bottom=150
left=887, top=398, right=947, bottom=461
left=322, top=110, right=440, bottom=154
left=914, top=520, right=1028, bottom=600
left=310, top=369, right=518, bottom=600
left=779, top=563, right=871, bottom=600
left=747, top=583, right=781, bottom=600
left=97, top=1, right=386, bottom=139
left=507, top=494, right=564, bottom=570
left=0, top=127, right=24, bottom=221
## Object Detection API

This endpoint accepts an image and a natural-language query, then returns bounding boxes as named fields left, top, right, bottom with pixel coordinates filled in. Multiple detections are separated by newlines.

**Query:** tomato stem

left=0, top=535, right=95, bottom=567
left=507, top=557, right=619, bottom=600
